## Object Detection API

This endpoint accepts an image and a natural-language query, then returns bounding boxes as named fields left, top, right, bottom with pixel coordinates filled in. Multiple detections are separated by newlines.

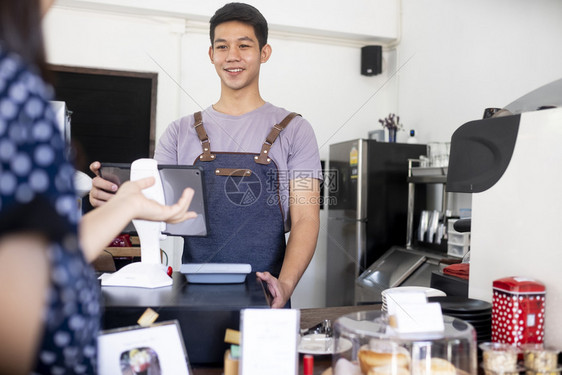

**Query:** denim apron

left=182, top=111, right=300, bottom=278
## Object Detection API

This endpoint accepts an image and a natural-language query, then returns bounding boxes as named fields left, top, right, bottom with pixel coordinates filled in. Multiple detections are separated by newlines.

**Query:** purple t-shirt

left=154, top=102, right=321, bottom=231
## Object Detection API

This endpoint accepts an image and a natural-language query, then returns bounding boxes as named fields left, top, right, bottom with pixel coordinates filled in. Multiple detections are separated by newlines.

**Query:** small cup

left=480, top=342, right=519, bottom=373
left=522, top=344, right=560, bottom=372
left=427, top=142, right=444, bottom=167
left=484, top=370, right=520, bottom=375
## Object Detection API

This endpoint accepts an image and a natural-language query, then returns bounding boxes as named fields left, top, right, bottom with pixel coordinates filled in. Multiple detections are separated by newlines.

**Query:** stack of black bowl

left=428, top=296, right=492, bottom=345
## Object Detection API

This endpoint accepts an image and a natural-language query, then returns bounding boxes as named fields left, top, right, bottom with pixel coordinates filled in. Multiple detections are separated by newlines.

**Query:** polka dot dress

left=0, top=45, right=100, bottom=374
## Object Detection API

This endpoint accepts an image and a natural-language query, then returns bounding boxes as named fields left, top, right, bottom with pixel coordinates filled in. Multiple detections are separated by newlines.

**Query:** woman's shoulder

left=0, top=46, right=51, bottom=96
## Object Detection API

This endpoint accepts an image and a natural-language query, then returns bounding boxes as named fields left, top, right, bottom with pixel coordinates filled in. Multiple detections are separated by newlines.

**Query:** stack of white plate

left=381, top=286, right=447, bottom=312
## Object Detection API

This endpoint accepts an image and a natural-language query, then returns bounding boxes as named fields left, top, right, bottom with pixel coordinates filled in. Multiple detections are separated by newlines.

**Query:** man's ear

left=260, top=44, right=272, bottom=63
left=208, top=46, right=214, bottom=63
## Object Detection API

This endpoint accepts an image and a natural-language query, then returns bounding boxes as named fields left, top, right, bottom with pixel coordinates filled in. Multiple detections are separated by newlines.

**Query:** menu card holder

left=239, top=309, right=299, bottom=375
left=97, top=320, right=192, bottom=375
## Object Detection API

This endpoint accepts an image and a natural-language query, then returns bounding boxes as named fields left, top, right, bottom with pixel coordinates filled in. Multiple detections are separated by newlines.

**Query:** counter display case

left=332, top=310, right=477, bottom=375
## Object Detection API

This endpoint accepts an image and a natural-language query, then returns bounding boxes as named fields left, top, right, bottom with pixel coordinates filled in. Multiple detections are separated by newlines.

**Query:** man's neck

left=213, top=88, right=266, bottom=116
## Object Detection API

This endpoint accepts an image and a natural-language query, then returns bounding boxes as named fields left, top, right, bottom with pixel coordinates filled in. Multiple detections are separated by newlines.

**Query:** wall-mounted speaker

left=361, top=45, right=382, bottom=76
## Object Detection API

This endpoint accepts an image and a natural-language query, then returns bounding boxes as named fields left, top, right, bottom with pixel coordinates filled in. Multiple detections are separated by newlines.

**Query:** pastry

left=412, top=358, right=456, bottom=375
left=358, top=345, right=410, bottom=374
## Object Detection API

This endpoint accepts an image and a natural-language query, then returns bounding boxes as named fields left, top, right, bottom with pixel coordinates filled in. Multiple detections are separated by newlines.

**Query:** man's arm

left=257, top=177, right=320, bottom=308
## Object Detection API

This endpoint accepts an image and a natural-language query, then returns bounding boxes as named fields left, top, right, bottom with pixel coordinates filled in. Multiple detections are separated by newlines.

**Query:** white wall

left=54, top=0, right=399, bottom=41
left=397, top=0, right=562, bottom=143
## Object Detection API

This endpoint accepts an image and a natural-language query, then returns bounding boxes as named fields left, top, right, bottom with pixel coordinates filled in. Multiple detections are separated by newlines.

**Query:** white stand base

left=101, top=262, right=172, bottom=288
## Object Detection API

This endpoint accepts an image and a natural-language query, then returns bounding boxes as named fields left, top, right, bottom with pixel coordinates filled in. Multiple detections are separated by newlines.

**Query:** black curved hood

left=447, top=114, right=520, bottom=193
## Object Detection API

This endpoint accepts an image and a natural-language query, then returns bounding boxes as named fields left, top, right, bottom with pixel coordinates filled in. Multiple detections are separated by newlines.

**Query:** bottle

left=406, top=129, right=418, bottom=144
left=303, top=354, right=314, bottom=375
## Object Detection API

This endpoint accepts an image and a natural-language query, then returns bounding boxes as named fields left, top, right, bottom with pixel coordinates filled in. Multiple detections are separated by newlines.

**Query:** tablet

left=100, top=163, right=208, bottom=237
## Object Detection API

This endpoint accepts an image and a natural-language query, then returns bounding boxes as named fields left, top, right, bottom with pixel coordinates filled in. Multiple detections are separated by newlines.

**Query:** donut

left=358, top=347, right=410, bottom=374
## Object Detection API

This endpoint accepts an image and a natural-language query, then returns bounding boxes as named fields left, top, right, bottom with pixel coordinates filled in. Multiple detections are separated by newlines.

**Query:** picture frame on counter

left=97, top=320, right=192, bottom=375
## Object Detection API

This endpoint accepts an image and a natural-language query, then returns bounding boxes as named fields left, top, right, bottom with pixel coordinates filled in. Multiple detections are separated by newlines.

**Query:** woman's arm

left=0, top=233, right=50, bottom=375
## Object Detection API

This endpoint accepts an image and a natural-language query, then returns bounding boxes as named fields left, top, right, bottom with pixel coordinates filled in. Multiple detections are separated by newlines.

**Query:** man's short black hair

left=209, top=2, right=268, bottom=50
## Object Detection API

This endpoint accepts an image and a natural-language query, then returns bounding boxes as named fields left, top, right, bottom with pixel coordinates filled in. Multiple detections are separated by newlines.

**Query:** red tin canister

left=492, top=277, right=546, bottom=346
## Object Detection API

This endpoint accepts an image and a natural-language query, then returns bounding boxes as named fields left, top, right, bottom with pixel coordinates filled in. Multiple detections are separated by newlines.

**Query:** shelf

left=104, top=247, right=141, bottom=257
left=411, top=166, right=448, bottom=176
left=409, top=166, right=448, bottom=183
left=406, top=163, right=449, bottom=248
left=408, top=175, right=447, bottom=184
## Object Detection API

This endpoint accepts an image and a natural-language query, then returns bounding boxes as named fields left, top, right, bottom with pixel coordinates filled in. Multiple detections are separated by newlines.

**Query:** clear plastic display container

left=447, top=218, right=471, bottom=258
left=522, top=344, right=561, bottom=373
left=448, top=243, right=470, bottom=258
left=479, top=342, right=519, bottom=375
left=448, top=232, right=471, bottom=246
left=332, top=310, right=477, bottom=375
left=525, top=371, right=561, bottom=375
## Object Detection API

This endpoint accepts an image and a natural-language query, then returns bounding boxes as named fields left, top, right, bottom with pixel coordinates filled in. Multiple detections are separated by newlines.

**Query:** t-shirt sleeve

left=287, top=117, right=323, bottom=181
left=154, top=120, right=179, bottom=164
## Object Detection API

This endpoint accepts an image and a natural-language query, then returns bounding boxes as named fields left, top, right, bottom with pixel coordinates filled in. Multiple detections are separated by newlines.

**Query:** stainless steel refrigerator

left=325, top=139, right=427, bottom=306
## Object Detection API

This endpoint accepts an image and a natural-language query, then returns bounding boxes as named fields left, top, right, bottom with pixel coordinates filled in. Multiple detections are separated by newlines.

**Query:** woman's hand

left=116, top=177, right=197, bottom=224
left=79, top=175, right=197, bottom=262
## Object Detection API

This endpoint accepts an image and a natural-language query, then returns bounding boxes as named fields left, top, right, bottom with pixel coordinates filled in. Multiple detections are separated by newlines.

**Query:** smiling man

left=89, top=2, right=322, bottom=308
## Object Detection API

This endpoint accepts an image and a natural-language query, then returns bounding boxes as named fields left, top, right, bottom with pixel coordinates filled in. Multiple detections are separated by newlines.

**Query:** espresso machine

left=446, top=79, right=562, bottom=348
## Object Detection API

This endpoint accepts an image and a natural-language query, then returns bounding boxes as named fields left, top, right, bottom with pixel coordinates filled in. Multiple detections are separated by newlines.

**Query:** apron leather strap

left=255, top=112, right=301, bottom=165
left=193, top=111, right=215, bottom=162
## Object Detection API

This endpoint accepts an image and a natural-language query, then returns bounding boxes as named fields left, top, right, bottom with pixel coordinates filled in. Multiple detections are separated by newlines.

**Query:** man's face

left=209, top=21, right=271, bottom=93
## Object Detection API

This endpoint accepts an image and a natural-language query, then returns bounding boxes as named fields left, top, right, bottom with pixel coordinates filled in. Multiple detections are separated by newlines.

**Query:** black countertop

left=101, top=272, right=269, bottom=364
